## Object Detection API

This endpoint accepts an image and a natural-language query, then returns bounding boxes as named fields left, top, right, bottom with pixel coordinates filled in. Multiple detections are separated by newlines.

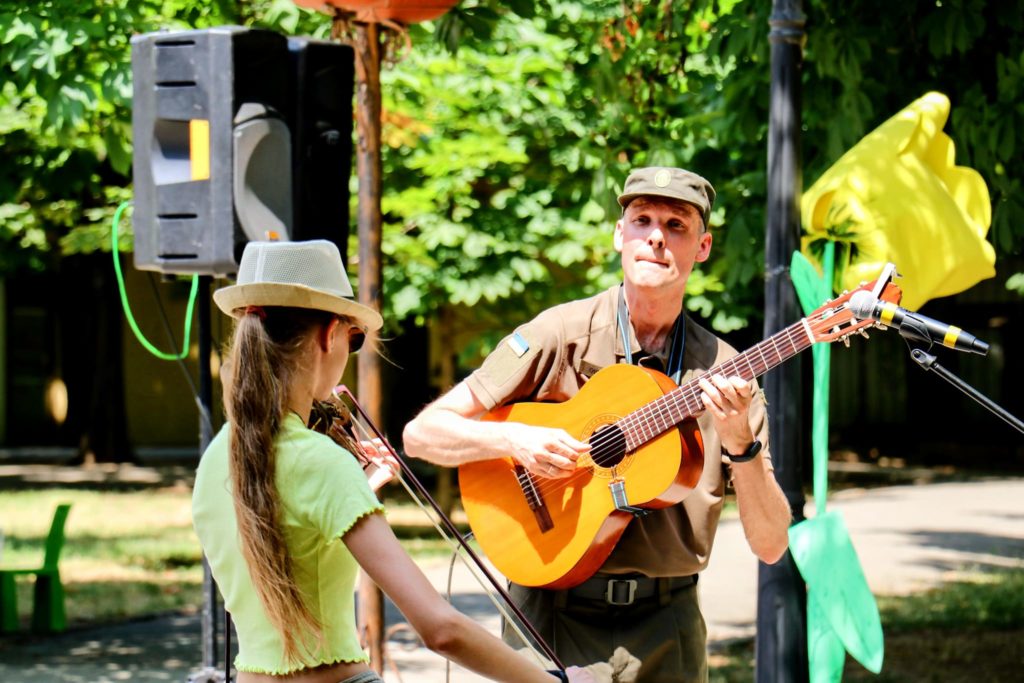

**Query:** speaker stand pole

left=189, top=275, right=224, bottom=683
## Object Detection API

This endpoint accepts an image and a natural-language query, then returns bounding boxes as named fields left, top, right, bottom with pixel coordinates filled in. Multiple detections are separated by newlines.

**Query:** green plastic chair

left=0, top=503, right=72, bottom=633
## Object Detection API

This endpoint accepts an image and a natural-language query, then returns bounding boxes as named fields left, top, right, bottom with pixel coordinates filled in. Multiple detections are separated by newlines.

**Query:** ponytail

left=224, top=308, right=339, bottom=664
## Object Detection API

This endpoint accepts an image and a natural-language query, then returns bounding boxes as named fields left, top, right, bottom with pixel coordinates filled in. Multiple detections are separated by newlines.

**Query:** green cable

left=111, top=200, right=199, bottom=360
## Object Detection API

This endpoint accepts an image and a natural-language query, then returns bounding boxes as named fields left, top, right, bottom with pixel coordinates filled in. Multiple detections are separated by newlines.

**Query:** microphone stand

left=909, top=347, right=1024, bottom=435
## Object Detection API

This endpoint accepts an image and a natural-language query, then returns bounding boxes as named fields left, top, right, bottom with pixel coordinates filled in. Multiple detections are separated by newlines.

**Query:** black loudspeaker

left=131, top=27, right=353, bottom=276
left=288, top=37, right=354, bottom=258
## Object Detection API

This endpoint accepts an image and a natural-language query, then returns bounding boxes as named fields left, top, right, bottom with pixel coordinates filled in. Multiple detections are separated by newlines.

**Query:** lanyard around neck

left=617, top=285, right=687, bottom=386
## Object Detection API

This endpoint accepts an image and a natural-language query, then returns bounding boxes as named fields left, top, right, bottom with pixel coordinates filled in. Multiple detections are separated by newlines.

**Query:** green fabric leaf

left=807, top=593, right=847, bottom=683
left=790, top=512, right=885, bottom=674
left=791, top=250, right=829, bottom=317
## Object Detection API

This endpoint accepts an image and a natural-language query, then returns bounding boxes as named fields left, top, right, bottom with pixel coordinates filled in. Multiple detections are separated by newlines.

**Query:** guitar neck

left=618, top=319, right=815, bottom=450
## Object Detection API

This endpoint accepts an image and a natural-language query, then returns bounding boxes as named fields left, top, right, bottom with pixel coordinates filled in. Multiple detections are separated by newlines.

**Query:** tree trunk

left=63, top=253, right=133, bottom=464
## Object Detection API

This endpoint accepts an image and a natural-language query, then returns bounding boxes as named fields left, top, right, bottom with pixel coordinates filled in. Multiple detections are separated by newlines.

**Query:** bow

left=310, top=385, right=566, bottom=672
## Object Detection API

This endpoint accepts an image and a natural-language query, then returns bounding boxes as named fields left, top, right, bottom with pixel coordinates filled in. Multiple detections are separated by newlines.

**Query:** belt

left=566, top=574, right=698, bottom=607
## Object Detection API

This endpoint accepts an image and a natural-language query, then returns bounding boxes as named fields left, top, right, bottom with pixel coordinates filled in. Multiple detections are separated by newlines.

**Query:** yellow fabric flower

left=801, top=92, right=995, bottom=311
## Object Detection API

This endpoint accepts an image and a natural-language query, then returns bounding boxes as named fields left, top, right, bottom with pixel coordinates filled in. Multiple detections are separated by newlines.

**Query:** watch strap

left=723, top=439, right=762, bottom=463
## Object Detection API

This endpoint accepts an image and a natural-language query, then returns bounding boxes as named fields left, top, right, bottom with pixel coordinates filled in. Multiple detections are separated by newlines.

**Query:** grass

left=0, top=486, right=469, bottom=629
left=0, top=487, right=202, bottom=625
left=707, top=570, right=1024, bottom=683
left=3, top=485, right=1022, bottom=682
left=876, top=570, right=1024, bottom=631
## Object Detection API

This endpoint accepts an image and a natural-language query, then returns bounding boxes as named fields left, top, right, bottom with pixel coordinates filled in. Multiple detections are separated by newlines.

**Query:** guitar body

left=458, top=363, right=704, bottom=589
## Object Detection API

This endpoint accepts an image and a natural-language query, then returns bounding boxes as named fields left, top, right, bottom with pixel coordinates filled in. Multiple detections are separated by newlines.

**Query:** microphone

left=848, top=291, right=990, bottom=355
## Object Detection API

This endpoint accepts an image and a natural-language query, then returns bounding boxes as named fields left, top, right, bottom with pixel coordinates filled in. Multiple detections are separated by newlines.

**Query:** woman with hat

left=192, top=240, right=592, bottom=683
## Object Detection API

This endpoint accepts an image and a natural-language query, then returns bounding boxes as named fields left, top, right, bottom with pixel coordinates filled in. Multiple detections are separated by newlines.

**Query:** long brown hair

left=223, top=306, right=342, bottom=664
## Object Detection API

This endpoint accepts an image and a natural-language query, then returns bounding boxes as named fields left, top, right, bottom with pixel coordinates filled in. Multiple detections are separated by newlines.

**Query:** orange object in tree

left=293, top=0, right=458, bottom=23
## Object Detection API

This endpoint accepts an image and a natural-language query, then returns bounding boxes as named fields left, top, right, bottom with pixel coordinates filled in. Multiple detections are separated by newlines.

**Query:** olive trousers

left=502, top=575, right=708, bottom=683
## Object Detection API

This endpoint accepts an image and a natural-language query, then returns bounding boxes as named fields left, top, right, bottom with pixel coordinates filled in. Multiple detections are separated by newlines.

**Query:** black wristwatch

left=723, top=439, right=762, bottom=463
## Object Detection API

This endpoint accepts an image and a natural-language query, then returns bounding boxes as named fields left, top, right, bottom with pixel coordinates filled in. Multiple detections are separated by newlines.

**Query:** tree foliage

left=2, top=0, right=1021, bottom=360
left=381, top=0, right=768, bottom=355
left=381, top=0, right=1023, bottom=359
left=0, top=0, right=317, bottom=270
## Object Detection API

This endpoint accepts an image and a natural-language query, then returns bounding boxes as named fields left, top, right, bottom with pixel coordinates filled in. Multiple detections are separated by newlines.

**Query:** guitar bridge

left=515, top=466, right=554, bottom=532
left=609, top=478, right=649, bottom=517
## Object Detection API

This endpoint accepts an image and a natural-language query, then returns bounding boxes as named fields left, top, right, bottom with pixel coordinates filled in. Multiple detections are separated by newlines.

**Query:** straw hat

left=213, top=240, right=383, bottom=332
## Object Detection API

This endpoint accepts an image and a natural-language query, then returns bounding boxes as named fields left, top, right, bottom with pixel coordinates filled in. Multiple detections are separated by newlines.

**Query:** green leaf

left=4, top=0, right=1022, bottom=350
left=3, top=14, right=39, bottom=42
left=505, top=0, right=536, bottom=19
left=103, top=123, right=132, bottom=176
left=391, top=285, right=424, bottom=318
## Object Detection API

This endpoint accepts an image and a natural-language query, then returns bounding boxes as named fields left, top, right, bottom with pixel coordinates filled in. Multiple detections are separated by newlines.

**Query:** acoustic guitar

left=458, top=276, right=902, bottom=589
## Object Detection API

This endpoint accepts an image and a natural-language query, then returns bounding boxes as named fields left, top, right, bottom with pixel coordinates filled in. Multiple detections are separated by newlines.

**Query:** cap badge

left=654, top=169, right=672, bottom=187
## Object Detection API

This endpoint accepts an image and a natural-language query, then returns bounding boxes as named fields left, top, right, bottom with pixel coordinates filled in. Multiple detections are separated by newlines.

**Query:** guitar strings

left=526, top=323, right=807, bottom=498
left=592, top=321, right=808, bottom=460
left=523, top=322, right=813, bottom=501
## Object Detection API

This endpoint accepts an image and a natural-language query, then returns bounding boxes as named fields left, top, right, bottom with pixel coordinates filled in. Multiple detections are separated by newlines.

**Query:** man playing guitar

left=403, top=167, right=791, bottom=682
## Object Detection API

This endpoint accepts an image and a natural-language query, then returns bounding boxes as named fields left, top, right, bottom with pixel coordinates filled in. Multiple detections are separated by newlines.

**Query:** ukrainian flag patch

left=508, top=331, right=530, bottom=357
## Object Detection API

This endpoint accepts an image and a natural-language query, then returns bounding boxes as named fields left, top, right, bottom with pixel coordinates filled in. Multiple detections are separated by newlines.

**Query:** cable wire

left=111, top=200, right=199, bottom=360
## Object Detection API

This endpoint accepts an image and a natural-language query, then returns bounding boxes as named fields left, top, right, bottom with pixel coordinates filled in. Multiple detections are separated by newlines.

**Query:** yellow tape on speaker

left=189, top=119, right=210, bottom=181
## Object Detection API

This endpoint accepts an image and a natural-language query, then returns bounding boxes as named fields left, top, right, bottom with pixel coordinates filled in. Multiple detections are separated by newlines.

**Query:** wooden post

left=433, top=307, right=456, bottom=518
left=352, top=19, right=386, bottom=674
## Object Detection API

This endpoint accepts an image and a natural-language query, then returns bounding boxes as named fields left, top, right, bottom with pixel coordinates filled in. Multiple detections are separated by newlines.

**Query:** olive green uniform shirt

left=465, top=285, right=772, bottom=578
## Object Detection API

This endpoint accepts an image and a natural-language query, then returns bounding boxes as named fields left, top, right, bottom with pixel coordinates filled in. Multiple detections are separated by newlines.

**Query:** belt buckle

left=605, top=578, right=638, bottom=606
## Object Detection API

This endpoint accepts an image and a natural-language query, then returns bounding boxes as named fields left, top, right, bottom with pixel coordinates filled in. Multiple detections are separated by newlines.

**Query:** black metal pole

left=195, top=275, right=223, bottom=682
left=909, top=348, right=1024, bottom=434
left=758, top=1, right=808, bottom=682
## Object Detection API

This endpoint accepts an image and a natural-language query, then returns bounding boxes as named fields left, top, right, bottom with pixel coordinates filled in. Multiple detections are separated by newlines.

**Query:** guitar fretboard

left=618, top=319, right=814, bottom=450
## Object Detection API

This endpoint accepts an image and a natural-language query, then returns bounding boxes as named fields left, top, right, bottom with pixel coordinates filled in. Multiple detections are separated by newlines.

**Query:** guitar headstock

left=806, top=273, right=903, bottom=345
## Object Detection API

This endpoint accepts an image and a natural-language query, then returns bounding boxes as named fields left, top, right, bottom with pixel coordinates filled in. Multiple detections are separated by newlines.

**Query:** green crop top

left=192, top=412, right=384, bottom=674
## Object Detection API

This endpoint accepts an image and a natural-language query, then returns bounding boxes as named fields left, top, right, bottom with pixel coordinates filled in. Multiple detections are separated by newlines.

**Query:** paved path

left=2, top=479, right=1022, bottom=682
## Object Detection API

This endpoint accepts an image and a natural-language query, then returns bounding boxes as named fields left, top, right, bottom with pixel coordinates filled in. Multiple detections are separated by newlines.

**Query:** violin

left=308, top=394, right=361, bottom=454
left=308, top=394, right=398, bottom=492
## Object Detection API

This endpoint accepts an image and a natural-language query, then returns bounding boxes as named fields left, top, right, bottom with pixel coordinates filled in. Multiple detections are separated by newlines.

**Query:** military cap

left=617, top=166, right=716, bottom=226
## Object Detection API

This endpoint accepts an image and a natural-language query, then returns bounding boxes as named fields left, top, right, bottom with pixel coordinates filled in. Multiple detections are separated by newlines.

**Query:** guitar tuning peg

left=842, top=336, right=851, bottom=348
left=858, top=329, right=870, bottom=339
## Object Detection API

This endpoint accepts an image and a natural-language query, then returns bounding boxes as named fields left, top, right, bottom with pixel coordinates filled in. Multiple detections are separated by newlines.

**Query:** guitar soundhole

left=589, top=424, right=627, bottom=469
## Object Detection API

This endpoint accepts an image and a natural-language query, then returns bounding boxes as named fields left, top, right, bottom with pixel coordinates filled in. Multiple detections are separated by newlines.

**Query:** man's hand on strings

left=501, top=423, right=590, bottom=479
left=358, top=438, right=401, bottom=492
left=698, top=373, right=757, bottom=455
